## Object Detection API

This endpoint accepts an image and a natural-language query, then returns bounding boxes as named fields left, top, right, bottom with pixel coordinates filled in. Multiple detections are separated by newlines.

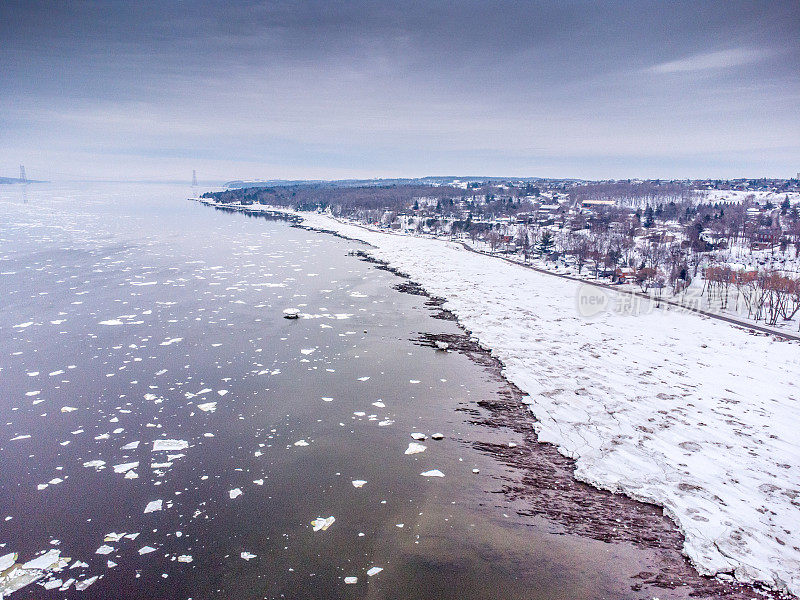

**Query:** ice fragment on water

left=113, top=462, right=138, bottom=474
left=404, top=443, right=426, bottom=455
left=420, top=470, right=445, bottom=477
left=311, top=516, right=335, bottom=531
left=152, top=439, right=188, bottom=451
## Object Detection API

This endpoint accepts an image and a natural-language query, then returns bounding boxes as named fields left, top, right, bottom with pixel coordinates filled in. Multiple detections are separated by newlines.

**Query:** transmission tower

left=192, top=169, right=198, bottom=187
left=19, top=165, right=27, bottom=183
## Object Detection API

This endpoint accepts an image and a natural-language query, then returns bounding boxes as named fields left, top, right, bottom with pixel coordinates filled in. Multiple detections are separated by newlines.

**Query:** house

left=615, top=267, right=636, bottom=284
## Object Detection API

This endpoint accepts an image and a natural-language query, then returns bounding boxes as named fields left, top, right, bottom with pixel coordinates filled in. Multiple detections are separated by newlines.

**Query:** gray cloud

left=1, top=0, right=798, bottom=180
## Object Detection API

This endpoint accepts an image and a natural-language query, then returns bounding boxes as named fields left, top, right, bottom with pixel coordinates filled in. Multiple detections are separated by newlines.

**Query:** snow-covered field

left=695, top=189, right=800, bottom=205
left=287, top=208, right=799, bottom=596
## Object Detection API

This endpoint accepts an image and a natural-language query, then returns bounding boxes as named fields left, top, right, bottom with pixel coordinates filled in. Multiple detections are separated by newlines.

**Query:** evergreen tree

left=538, top=230, right=554, bottom=255
left=643, top=206, right=655, bottom=228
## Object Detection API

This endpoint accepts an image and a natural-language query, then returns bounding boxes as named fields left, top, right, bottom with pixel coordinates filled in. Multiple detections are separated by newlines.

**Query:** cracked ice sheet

left=286, top=208, right=800, bottom=597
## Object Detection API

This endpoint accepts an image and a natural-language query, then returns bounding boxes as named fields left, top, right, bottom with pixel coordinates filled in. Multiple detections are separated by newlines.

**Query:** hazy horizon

left=2, top=1, right=798, bottom=182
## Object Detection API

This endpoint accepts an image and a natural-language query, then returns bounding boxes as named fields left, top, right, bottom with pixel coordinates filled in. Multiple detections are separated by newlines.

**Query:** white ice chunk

left=404, top=443, right=426, bottom=455
left=311, top=516, right=335, bottom=531
left=420, top=469, right=445, bottom=477
left=112, top=462, right=139, bottom=474
left=152, top=439, right=188, bottom=451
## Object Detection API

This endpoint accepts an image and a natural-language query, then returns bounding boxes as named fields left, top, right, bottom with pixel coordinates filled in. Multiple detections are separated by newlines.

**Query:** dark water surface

left=1, top=183, right=669, bottom=599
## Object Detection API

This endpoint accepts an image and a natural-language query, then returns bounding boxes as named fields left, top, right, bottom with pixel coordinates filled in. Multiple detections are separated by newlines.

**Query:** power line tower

left=19, top=165, right=27, bottom=183
left=192, top=170, right=198, bottom=187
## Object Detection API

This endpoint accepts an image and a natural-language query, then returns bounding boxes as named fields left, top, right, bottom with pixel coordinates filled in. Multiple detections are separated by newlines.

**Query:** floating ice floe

left=112, top=462, right=139, bottom=474
left=74, top=575, right=100, bottom=590
left=196, top=401, right=217, bottom=412
left=351, top=480, right=367, bottom=488
left=95, top=545, right=114, bottom=555
left=311, top=516, right=335, bottom=532
left=420, top=470, right=445, bottom=477
left=293, top=439, right=309, bottom=447
left=0, top=552, right=16, bottom=571
left=410, top=432, right=426, bottom=441
left=120, top=441, right=140, bottom=450
left=82, top=460, right=106, bottom=471
left=240, top=552, right=257, bottom=561
left=98, top=319, right=124, bottom=326
left=177, top=555, right=193, bottom=563
left=138, top=546, right=156, bottom=555
left=430, top=433, right=444, bottom=440
left=159, top=338, right=183, bottom=346
left=344, top=576, right=358, bottom=584
left=282, top=308, right=300, bottom=319
left=372, top=401, right=385, bottom=408
left=143, top=500, right=163, bottom=514
left=60, top=406, right=78, bottom=413
left=229, top=488, right=243, bottom=499
left=367, top=567, right=383, bottom=576
left=404, top=443, right=426, bottom=455
left=152, top=439, right=188, bottom=451
left=0, top=549, right=70, bottom=597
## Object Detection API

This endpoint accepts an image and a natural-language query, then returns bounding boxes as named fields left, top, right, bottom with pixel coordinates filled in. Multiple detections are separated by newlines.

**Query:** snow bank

left=294, top=210, right=800, bottom=596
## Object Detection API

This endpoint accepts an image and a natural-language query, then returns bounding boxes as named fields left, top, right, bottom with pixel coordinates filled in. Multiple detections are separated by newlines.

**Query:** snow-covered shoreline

left=260, top=206, right=800, bottom=596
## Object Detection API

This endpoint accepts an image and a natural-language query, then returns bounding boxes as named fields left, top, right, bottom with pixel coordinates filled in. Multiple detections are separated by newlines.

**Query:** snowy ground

left=695, top=189, right=800, bottom=205
left=277, top=207, right=800, bottom=596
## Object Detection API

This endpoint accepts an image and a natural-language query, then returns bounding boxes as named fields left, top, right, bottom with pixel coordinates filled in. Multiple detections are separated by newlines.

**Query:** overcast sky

left=1, top=0, right=798, bottom=181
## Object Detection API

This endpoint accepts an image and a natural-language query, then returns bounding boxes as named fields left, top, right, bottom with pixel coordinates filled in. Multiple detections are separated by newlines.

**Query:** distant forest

left=204, top=184, right=472, bottom=212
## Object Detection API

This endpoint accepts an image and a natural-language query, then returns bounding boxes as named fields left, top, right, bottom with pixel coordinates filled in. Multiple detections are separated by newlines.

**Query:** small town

left=204, top=176, right=800, bottom=331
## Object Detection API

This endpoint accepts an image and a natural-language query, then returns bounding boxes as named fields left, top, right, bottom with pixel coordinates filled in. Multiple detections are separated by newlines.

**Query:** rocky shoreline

left=348, top=249, right=785, bottom=600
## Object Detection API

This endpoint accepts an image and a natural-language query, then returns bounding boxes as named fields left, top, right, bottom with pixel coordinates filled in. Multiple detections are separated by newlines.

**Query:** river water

left=1, top=183, right=688, bottom=599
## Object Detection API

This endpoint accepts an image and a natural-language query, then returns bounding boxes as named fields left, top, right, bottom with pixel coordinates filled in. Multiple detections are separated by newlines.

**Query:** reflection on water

left=1, top=183, right=675, bottom=599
